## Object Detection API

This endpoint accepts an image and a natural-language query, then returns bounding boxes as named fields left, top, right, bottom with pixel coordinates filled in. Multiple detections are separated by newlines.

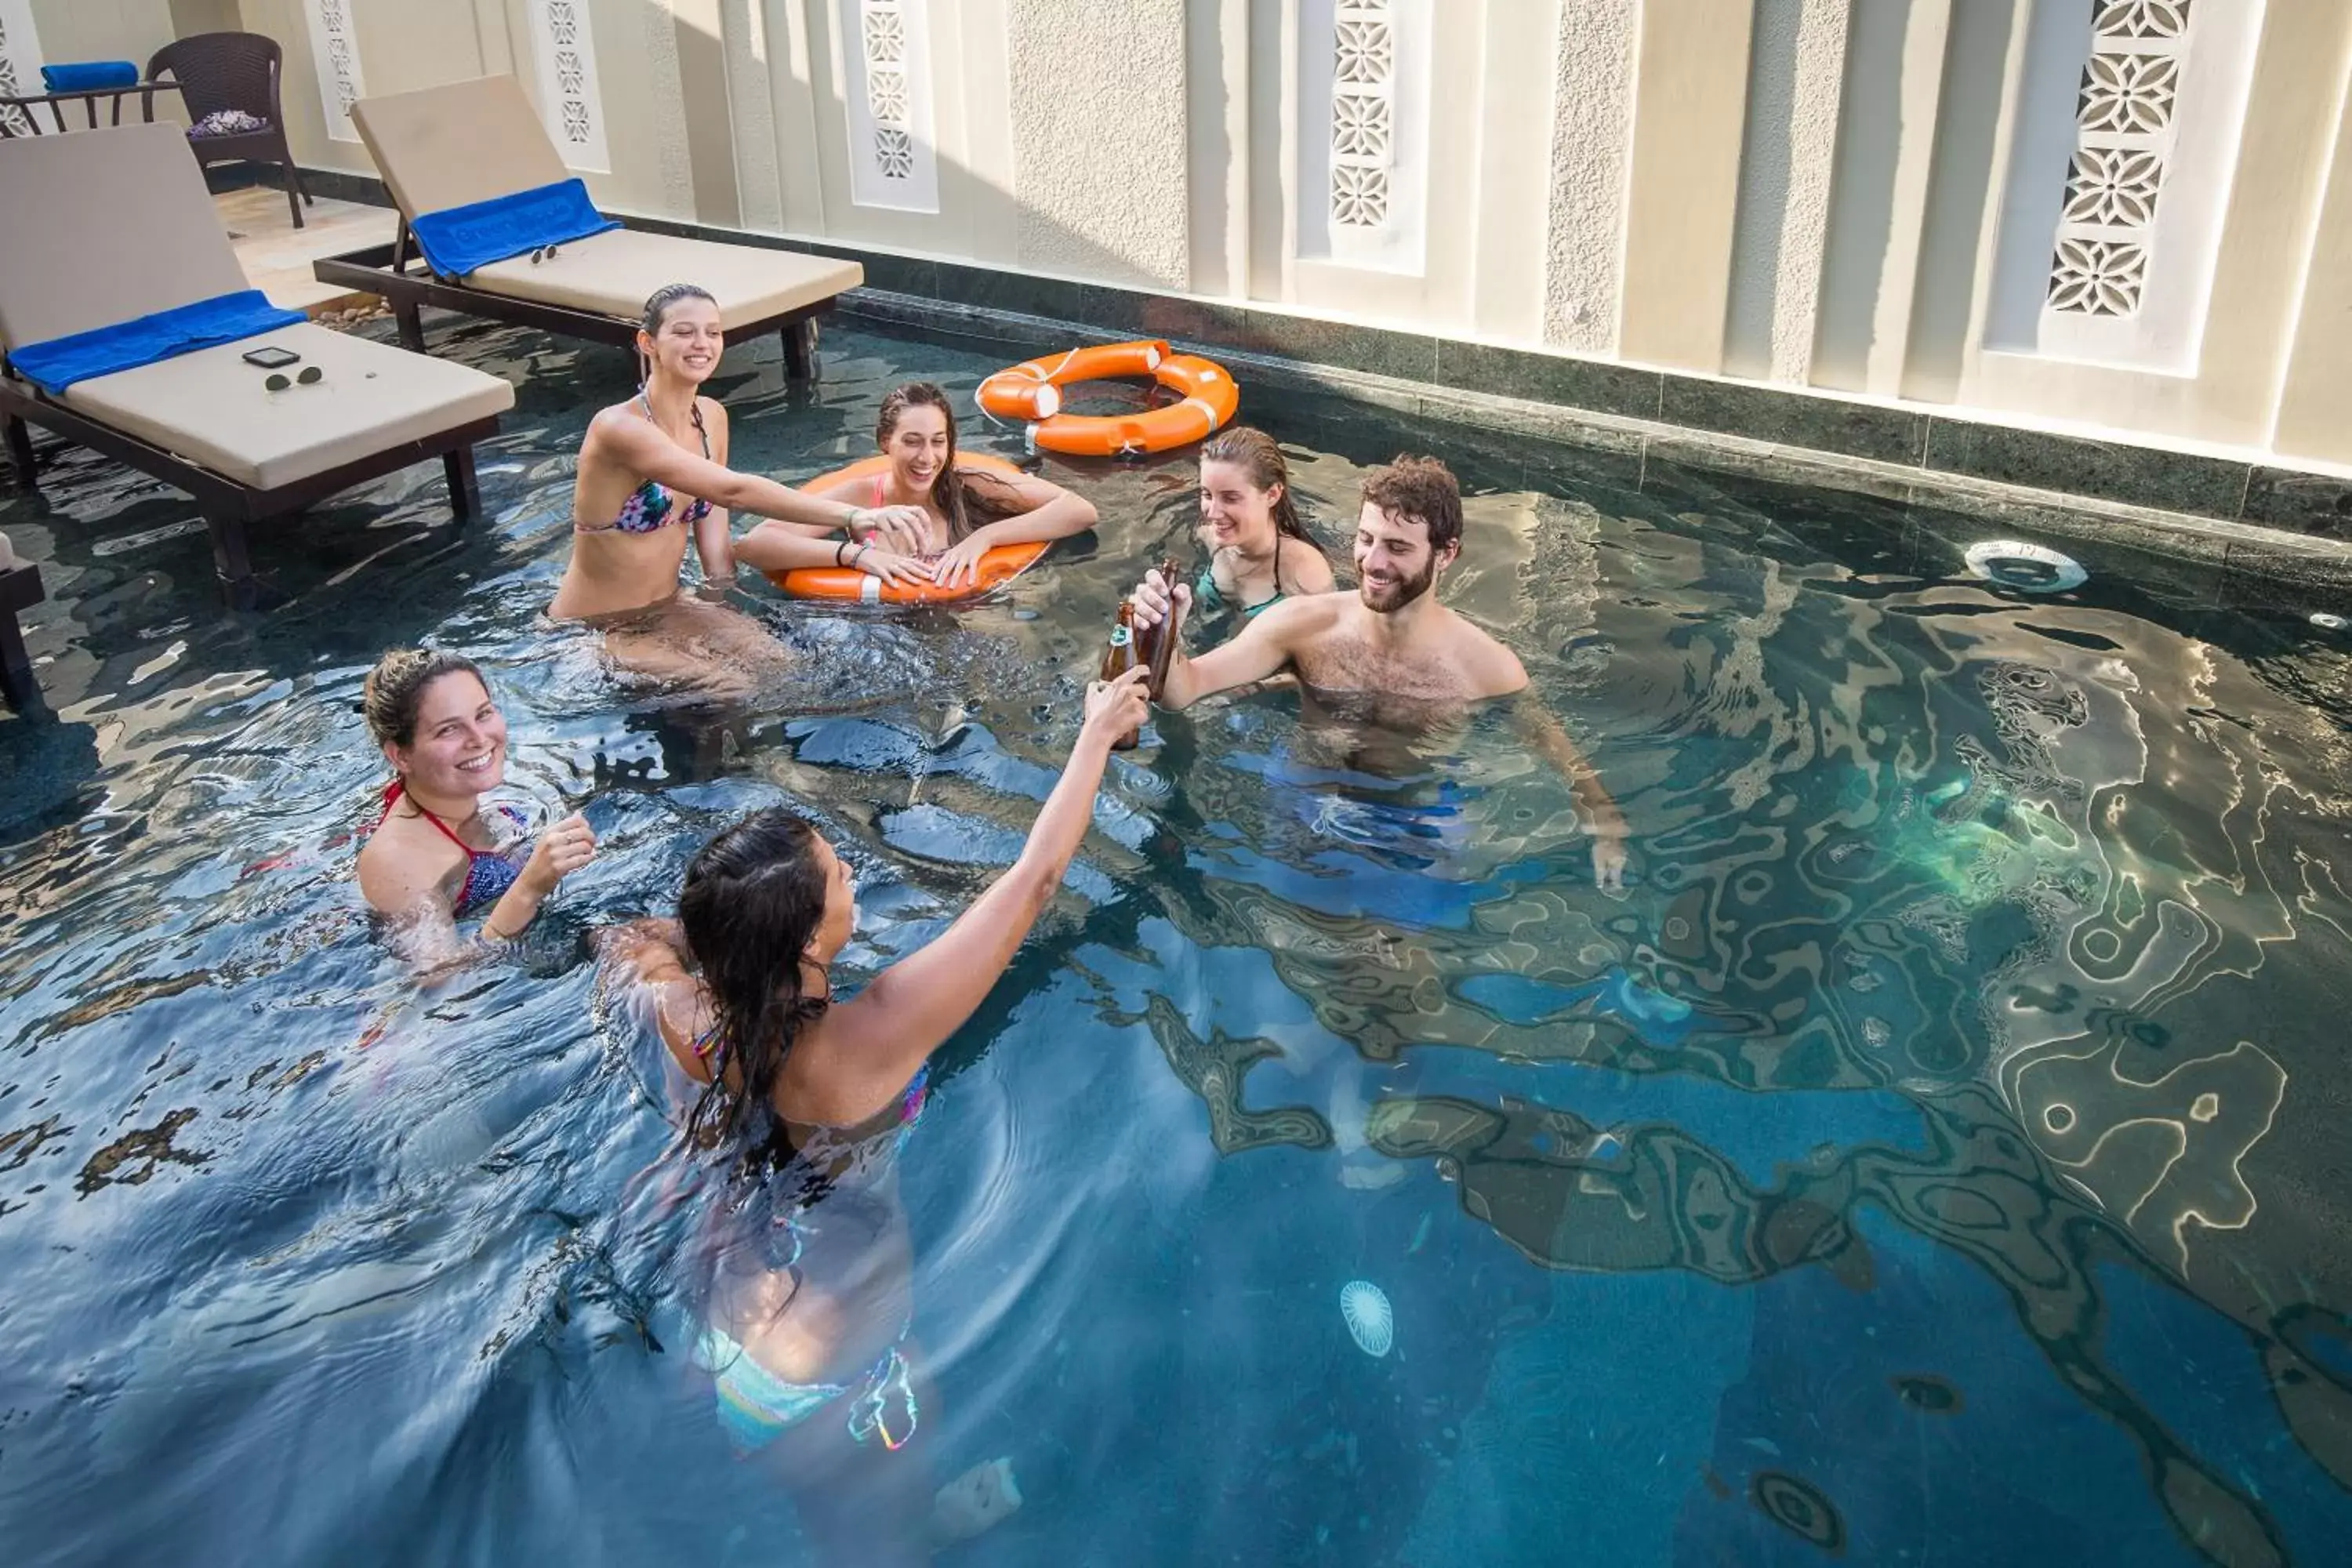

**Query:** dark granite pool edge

left=838, top=286, right=2352, bottom=595
left=296, top=168, right=2352, bottom=569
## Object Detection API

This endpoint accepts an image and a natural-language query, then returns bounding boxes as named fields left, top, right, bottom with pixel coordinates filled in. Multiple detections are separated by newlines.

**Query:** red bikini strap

left=377, top=779, right=476, bottom=856
left=374, top=778, right=405, bottom=832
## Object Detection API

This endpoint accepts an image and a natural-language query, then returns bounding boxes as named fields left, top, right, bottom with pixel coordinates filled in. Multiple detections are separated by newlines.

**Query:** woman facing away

left=354, top=648, right=595, bottom=964
left=739, top=381, right=1097, bottom=592
left=599, top=665, right=1152, bottom=1561
left=555, top=285, right=935, bottom=688
left=1191, top=425, right=1336, bottom=618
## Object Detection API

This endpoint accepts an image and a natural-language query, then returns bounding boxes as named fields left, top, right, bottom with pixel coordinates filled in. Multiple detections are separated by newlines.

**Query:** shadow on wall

left=1807, top=0, right=2019, bottom=401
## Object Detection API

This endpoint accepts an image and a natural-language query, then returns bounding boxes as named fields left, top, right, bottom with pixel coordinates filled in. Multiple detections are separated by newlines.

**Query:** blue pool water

left=2, top=313, right=2350, bottom=1566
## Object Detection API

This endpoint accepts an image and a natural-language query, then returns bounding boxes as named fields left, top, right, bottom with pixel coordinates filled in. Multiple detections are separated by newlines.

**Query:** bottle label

left=1109, top=626, right=1131, bottom=648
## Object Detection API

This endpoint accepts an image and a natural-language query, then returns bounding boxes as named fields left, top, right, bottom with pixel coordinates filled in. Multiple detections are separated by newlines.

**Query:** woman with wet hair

left=1191, top=425, right=1334, bottom=617
left=598, top=665, right=1151, bottom=1557
left=555, top=284, right=935, bottom=691
left=354, top=648, right=594, bottom=960
left=739, top=380, right=1097, bottom=590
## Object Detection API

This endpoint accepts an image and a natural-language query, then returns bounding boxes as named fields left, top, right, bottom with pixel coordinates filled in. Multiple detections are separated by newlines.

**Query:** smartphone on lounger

left=241, top=346, right=301, bottom=370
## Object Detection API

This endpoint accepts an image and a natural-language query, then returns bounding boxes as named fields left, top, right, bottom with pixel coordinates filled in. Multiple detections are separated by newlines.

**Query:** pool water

left=3, top=314, right=2350, bottom=1567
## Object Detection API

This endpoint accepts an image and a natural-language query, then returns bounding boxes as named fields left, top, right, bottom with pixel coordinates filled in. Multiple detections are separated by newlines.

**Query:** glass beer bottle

left=1133, top=557, right=1182, bottom=698
left=1100, top=599, right=1142, bottom=750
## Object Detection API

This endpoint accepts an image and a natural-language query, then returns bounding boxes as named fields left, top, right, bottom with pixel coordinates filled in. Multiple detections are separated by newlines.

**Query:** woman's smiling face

left=387, top=671, right=507, bottom=797
left=887, top=401, right=953, bottom=491
left=643, top=295, right=724, bottom=383
left=1200, top=457, right=1276, bottom=550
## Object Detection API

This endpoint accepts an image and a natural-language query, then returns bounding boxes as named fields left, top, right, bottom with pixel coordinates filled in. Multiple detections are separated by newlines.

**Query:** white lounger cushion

left=63, top=324, right=514, bottom=492
left=462, top=228, right=862, bottom=329
left=353, top=76, right=862, bottom=323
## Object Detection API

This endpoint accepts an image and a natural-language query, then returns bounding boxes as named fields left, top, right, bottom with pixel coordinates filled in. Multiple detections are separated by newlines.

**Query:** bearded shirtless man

left=1130, top=455, right=1630, bottom=888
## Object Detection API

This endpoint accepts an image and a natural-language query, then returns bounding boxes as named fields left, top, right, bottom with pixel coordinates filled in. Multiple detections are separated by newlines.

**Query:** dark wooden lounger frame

left=0, top=557, right=42, bottom=712
left=314, top=218, right=831, bottom=376
left=0, top=362, right=492, bottom=615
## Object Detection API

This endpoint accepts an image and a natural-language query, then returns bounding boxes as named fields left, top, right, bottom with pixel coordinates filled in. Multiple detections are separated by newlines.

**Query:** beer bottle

left=1100, top=599, right=1143, bottom=750
left=1134, top=557, right=1184, bottom=698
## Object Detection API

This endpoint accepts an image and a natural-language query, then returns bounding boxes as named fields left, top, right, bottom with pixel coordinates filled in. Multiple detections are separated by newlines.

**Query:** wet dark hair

left=677, top=808, right=833, bottom=1157
left=362, top=648, right=485, bottom=750
left=641, top=282, right=718, bottom=338
left=1360, top=455, right=1464, bottom=554
left=876, top=381, right=1024, bottom=542
left=1201, top=426, right=1324, bottom=558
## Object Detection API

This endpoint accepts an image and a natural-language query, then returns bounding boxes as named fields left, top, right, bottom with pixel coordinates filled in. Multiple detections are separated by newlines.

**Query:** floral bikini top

left=372, top=782, right=531, bottom=916
left=575, top=391, right=715, bottom=535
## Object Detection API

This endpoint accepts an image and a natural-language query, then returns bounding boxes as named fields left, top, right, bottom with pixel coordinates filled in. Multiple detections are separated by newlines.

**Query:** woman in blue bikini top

left=354, top=648, right=597, bottom=964
left=550, top=283, right=936, bottom=624
left=1192, top=425, right=1335, bottom=619
left=596, top=666, right=1150, bottom=1555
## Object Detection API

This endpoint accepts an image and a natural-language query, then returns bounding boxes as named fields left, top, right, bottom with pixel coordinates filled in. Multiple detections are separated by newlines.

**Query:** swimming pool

left=2, top=313, right=2349, bottom=1566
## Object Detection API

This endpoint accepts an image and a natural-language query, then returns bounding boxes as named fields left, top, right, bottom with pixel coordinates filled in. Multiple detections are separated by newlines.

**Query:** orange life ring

left=767, top=452, right=1050, bottom=604
left=977, top=339, right=1238, bottom=458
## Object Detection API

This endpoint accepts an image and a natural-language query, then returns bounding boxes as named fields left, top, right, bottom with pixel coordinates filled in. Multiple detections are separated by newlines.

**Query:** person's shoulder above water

left=1433, top=602, right=1528, bottom=701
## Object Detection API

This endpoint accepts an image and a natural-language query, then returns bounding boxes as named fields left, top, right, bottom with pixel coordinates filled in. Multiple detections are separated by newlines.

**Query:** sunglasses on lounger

left=528, top=244, right=561, bottom=264
left=263, top=366, right=325, bottom=391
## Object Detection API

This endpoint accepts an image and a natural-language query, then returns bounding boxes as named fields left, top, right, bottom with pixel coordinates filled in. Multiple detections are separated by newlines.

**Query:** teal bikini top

left=1196, top=535, right=1287, bottom=618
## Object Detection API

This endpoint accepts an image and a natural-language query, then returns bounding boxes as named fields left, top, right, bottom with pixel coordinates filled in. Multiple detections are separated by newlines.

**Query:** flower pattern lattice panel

left=0, top=13, right=28, bottom=140
left=1329, top=2, right=1394, bottom=230
left=2078, top=52, right=2180, bottom=136
left=2047, top=237, right=2150, bottom=317
left=840, top=0, right=937, bottom=212
left=2044, top=0, right=2194, bottom=317
left=528, top=0, right=610, bottom=172
left=2095, top=0, right=2190, bottom=39
left=299, top=0, right=366, bottom=143
left=2062, top=146, right=2166, bottom=227
left=1331, top=165, right=1389, bottom=228
left=861, top=1, right=912, bottom=180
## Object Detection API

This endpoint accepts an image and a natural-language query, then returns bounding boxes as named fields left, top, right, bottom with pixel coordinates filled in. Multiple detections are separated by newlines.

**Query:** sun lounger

left=315, top=75, right=862, bottom=378
left=0, top=122, right=514, bottom=610
left=0, top=531, right=41, bottom=713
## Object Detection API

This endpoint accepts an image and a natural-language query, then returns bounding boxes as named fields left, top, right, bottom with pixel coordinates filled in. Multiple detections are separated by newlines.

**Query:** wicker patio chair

left=144, top=31, right=311, bottom=228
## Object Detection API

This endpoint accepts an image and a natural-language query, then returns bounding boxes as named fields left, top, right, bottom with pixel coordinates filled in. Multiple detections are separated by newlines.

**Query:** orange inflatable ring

left=977, top=339, right=1237, bottom=458
left=766, top=452, right=1049, bottom=604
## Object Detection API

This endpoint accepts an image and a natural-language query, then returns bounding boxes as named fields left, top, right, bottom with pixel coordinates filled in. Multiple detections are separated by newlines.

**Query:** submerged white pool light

left=1340, top=1279, right=1394, bottom=1358
left=1963, top=539, right=2087, bottom=593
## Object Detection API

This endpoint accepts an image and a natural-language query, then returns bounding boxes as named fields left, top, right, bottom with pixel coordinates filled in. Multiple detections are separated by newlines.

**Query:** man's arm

left=1134, top=570, right=1308, bottom=710
left=1514, top=702, right=1631, bottom=892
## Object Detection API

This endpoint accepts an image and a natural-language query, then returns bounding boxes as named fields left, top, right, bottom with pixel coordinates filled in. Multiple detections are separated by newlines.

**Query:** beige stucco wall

left=25, top=0, right=181, bottom=71
left=1004, top=0, right=1189, bottom=290
left=1541, top=0, right=1636, bottom=356
left=94, top=0, right=2352, bottom=476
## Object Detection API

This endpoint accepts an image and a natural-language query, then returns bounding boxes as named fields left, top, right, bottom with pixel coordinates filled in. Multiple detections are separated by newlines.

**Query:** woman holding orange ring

left=739, top=382, right=1097, bottom=592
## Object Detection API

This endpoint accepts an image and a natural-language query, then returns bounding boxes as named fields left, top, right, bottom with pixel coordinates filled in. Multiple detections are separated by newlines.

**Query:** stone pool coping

left=298, top=166, right=2352, bottom=590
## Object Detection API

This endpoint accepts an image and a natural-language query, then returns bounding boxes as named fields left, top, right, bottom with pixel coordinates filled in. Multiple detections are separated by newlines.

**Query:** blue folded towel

left=8, top=290, right=307, bottom=396
left=41, top=61, right=140, bottom=93
left=408, top=177, right=622, bottom=280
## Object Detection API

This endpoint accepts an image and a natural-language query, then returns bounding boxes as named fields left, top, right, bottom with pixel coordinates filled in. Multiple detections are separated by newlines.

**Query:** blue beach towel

left=40, top=61, right=139, bottom=93
left=408, top=178, right=622, bottom=280
left=8, top=290, right=306, bottom=396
